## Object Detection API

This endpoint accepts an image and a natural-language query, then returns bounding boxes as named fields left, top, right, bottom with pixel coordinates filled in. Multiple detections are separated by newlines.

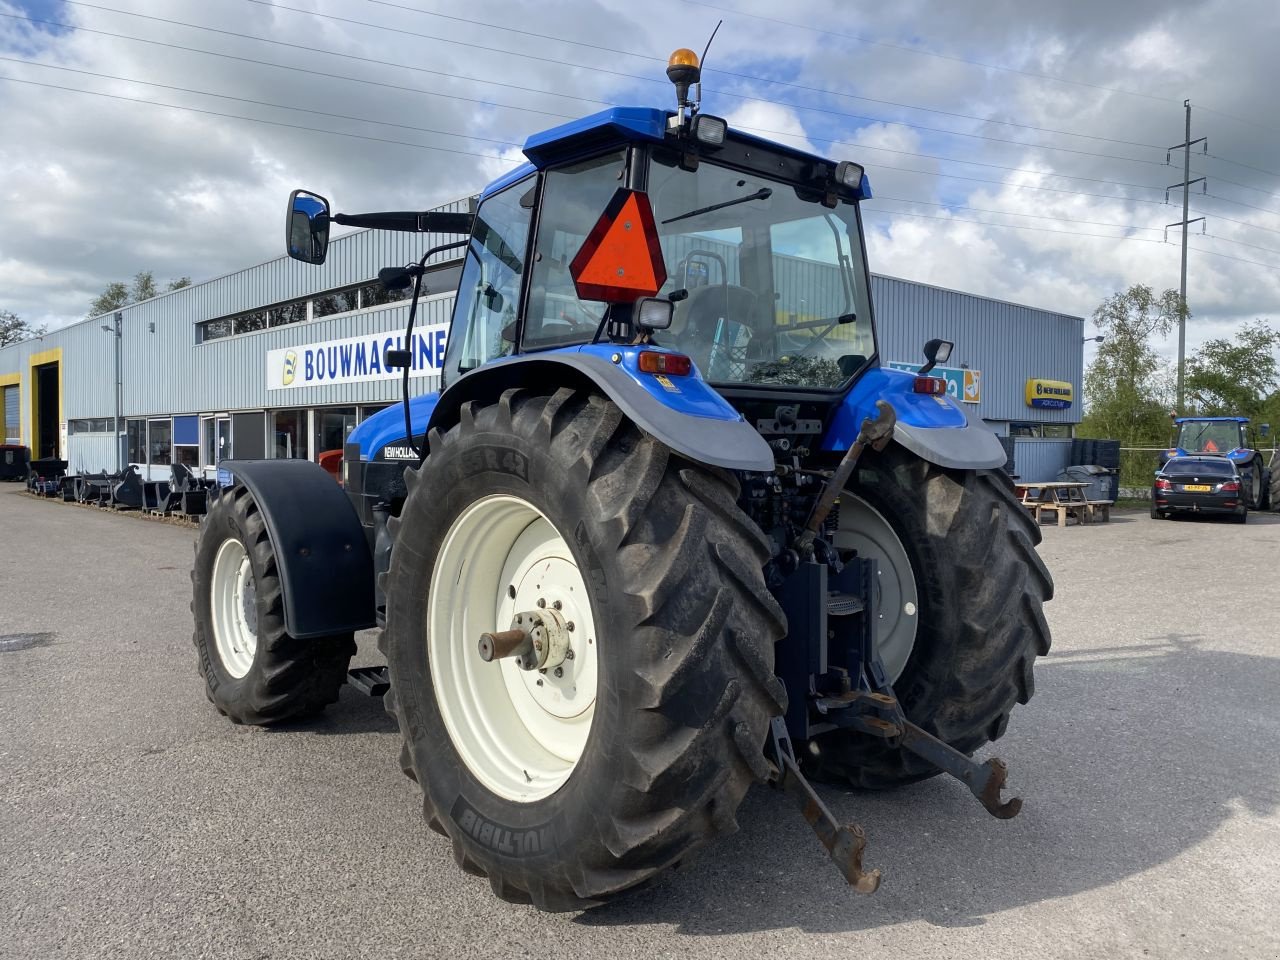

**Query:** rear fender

left=216, top=459, right=376, bottom=638
left=825, top=366, right=1006, bottom=471
left=427, top=345, right=775, bottom=472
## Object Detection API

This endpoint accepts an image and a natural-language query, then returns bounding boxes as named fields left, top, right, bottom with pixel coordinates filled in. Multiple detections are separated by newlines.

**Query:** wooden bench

left=1085, top=500, right=1111, bottom=522
left=1032, top=502, right=1090, bottom=526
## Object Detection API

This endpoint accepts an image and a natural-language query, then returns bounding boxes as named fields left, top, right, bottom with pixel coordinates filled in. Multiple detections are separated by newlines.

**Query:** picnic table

left=1015, top=481, right=1111, bottom=526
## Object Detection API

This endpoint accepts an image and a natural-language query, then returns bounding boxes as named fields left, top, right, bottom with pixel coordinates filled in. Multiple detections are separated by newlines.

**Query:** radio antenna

left=694, top=20, right=723, bottom=110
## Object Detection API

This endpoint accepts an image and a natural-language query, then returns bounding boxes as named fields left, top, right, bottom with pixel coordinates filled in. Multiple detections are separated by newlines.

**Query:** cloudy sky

left=2, top=0, right=1279, bottom=367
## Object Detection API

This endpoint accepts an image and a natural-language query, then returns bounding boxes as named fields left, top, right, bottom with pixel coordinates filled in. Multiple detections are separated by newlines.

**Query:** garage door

left=3, top=383, right=18, bottom=444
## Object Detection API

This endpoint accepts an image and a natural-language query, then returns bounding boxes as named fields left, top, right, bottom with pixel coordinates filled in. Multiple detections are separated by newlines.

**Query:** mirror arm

left=332, top=211, right=474, bottom=234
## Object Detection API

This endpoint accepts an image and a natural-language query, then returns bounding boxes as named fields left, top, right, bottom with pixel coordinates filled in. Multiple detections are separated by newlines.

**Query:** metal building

left=0, top=196, right=1082, bottom=483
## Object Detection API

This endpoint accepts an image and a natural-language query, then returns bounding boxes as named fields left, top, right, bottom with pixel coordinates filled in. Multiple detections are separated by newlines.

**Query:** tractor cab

left=443, top=105, right=876, bottom=403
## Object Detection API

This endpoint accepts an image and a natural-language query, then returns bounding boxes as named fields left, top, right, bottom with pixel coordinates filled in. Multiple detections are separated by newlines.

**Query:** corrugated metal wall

left=872, top=275, right=1082, bottom=426
left=1010, top=438, right=1073, bottom=483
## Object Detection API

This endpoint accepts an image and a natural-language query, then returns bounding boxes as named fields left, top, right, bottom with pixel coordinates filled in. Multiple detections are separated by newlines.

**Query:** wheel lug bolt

left=567, top=622, right=575, bottom=632
left=552, top=600, right=562, bottom=610
left=536, top=598, right=546, bottom=608
left=565, top=650, right=575, bottom=660
left=554, top=667, right=563, bottom=678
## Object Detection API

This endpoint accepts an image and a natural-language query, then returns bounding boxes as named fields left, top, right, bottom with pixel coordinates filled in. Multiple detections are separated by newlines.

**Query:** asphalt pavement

left=1, top=485, right=1278, bottom=960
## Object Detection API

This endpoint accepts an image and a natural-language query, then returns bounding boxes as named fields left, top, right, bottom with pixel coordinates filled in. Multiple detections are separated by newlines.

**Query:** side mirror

left=635, top=296, right=674, bottom=331
left=920, top=337, right=954, bottom=375
left=287, top=189, right=331, bottom=264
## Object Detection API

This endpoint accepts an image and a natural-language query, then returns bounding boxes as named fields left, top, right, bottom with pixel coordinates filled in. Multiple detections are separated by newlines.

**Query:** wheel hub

left=428, top=495, right=599, bottom=803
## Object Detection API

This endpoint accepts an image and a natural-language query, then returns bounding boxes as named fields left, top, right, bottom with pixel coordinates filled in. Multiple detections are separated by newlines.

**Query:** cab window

left=524, top=150, right=629, bottom=349
left=445, top=179, right=535, bottom=377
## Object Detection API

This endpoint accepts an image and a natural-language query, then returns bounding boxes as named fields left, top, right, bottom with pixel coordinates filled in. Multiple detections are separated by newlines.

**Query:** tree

left=1078, top=285, right=1182, bottom=444
left=1185, top=320, right=1280, bottom=418
left=87, top=271, right=193, bottom=318
left=0, top=309, right=45, bottom=347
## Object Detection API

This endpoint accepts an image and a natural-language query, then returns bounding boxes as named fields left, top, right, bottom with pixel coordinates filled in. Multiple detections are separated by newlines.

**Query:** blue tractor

left=1161, top=416, right=1272, bottom=510
left=191, top=49, right=1052, bottom=908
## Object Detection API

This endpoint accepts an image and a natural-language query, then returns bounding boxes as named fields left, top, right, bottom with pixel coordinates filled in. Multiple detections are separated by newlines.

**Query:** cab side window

left=445, top=180, right=535, bottom=377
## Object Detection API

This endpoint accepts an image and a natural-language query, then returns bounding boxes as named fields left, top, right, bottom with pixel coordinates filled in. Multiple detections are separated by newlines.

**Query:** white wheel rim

left=210, top=537, right=258, bottom=679
left=833, top=493, right=919, bottom=684
left=428, top=494, right=598, bottom=803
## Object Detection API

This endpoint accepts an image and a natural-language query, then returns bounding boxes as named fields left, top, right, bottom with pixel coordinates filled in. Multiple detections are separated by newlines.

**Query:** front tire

left=806, top=447, right=1053, bottom=788
left=381, top=388, right=787, bottom=910
left=192, top=485, right=355, bottom=725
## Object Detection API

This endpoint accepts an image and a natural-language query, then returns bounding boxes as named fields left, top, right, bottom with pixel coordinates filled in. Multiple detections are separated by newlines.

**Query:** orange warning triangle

left=569, top=189, right=667, bottom=303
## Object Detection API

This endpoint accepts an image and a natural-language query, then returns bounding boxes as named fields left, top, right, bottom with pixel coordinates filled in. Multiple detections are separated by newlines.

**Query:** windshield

left=645, top=155, right=874, bottom=389
left=1175, top=421, right=1244, bottom=453
left=1164, top=457, right=1235, bottom=476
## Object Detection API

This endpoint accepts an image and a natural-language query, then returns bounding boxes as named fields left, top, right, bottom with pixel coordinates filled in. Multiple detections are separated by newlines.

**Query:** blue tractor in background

left=1161, top=416, right=1272, bottom=510
left=190, top=49, right=1052, bottom=909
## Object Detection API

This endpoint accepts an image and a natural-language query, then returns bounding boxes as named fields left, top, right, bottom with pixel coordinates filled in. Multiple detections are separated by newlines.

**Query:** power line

left=1201, top=233, right=1280, bottom=258
left=870, top=196, right=1161, bottom=232
left=1205, top=153, right=1280, bottom=183
left=231, top=0, right=1173, bottom=167
left=0, top=55, right=528, bottom=149
left=1203, top=192, right=1280, bottom=218
left=359, top=0, right=1167, bottom=150
left=862, top=206, right=1169, bottom=243
left=0, top=10, right=1184, bottom=211
left=1190, top=167, right=1280, bottom=197
left=0, top=11, right=585, bottom=121
left=49, top=2, right=1172, bottom=171
left=1187, top=243, right=1280, bottom=270
left=1193, top=209, right=1280, bottom=237
left=0, top=73, right=523, bottom=163
left=682, top=0, right=1179, bottom=106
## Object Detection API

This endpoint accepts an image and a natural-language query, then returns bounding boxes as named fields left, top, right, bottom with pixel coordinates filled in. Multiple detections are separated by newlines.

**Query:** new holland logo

left=282, top=350, right=298, bottom=386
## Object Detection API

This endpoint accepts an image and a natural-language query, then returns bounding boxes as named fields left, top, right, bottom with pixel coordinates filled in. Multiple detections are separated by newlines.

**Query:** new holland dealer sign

left=266, top=322, right=450, bottom=391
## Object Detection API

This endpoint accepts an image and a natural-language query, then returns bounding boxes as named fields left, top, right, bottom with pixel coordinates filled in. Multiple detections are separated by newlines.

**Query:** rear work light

left=913, top=376, right=947, bottom=395
left=638, top=350, right=692, bottom=376
left=1155, top=478, right=1172, bottom=490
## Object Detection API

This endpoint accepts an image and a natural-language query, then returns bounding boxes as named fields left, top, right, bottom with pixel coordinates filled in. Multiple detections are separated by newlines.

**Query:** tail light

left=1155, top=478, right=1172, bottom=490
left=913, top=376, right=947, bottom=395
left=1220, top=480, right=1240, bottom=492
left=637, top=350, right=692, bottom=376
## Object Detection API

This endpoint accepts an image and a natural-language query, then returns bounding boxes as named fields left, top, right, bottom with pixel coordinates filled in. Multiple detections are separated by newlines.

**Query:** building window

left=126, top=419, right=146, bottom=464
left=313, top=287, right=360, bottom=318
left=148, top=418, right=172, bottom=465
left=69, top=419, right=115, bottom=435
left=272, top=410, right=308, bottom=459
left=1009, top=422, right=1074, bottom=439
left=359, top=404, right=391, bottom=422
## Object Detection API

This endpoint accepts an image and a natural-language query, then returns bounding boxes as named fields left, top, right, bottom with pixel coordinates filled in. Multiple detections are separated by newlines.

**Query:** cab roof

left=479, top=106, right=873, bottom=201
left=1174, top=416, right=1249, bottom=424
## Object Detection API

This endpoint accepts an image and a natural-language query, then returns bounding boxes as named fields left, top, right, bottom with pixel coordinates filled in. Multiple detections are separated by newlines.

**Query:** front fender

left=217, top=459, right=376, bottom=638
left=826, top=366, right=1006, bottom=471
left=427, top=345, right=775, bottom=472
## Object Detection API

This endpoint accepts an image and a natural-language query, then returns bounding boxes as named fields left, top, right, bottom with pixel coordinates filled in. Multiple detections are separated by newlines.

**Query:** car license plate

left=1183, top=484, right=1211, bottom=492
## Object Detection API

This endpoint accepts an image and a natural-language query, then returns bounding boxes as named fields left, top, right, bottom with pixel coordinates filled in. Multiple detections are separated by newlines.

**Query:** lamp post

left=1082, top=335, right=1104, bottom=344
left=101, top=311, right=122, bottom=471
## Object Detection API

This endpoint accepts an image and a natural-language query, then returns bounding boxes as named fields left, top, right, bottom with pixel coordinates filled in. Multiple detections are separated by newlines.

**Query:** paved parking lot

left=2, top=485, right=1278, bottom=960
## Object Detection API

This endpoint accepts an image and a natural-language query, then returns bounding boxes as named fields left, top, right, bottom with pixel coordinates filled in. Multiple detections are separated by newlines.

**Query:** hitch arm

left=795, top=400, right=896, bottom=553
left=899, top=723, right=1022, bottom=819
left=769, top=718, right=881, bottom=893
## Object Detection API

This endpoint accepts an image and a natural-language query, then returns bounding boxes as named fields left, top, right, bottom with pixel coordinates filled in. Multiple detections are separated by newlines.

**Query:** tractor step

left=826, top=592, right=864, bottom=616
left=347, top=665, right=390, bottom=697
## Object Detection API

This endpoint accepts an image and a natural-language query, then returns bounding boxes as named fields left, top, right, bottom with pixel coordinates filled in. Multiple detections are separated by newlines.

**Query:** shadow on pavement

left=575, top=633, right=1279, bottom=934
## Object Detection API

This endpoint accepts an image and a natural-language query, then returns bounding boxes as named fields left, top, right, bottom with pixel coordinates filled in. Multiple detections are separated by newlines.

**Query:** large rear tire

left=192, top=484, right=355, bottom=725
left=380, top=388, right=787, bottom=910
left=805, top=446, right=1053, bottom=788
